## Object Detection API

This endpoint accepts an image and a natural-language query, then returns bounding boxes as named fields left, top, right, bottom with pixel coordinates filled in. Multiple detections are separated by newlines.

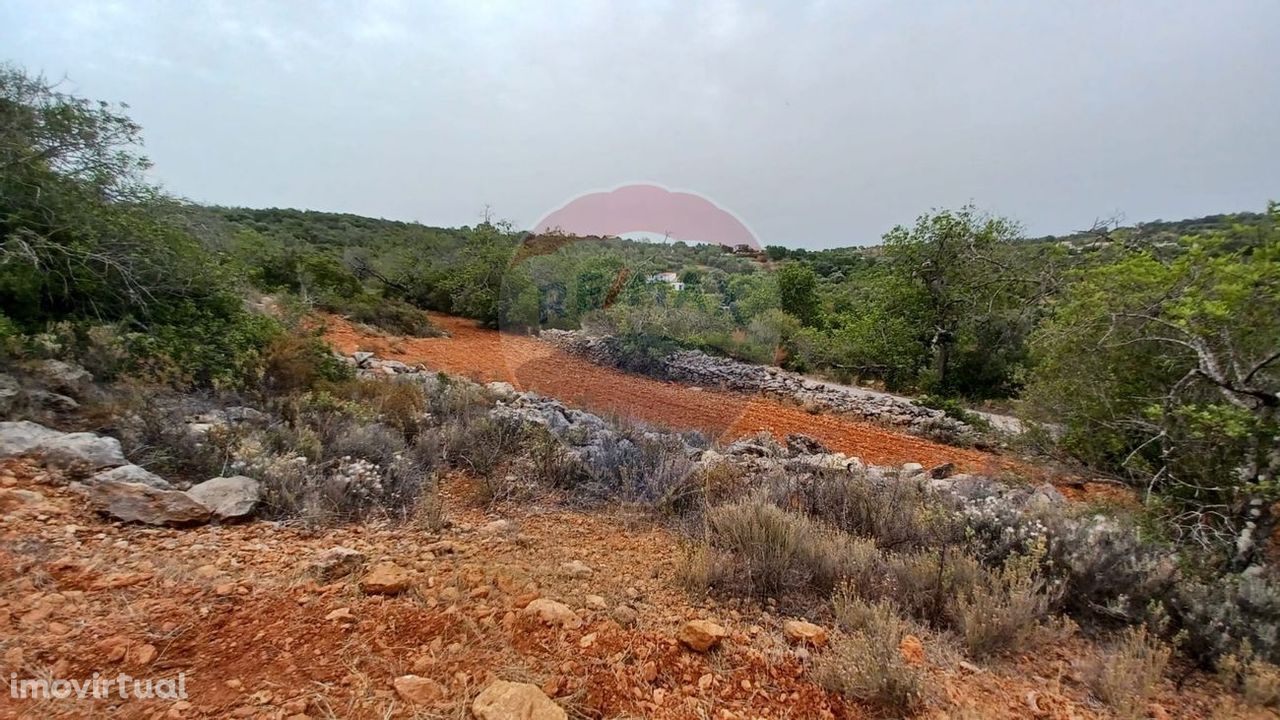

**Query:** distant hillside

left=1025, top=209, right=1272, bottom=250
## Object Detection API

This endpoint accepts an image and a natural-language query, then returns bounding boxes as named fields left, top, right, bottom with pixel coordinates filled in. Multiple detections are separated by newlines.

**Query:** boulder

left=89, top=464, right=173, bottom=490
left=37, top=432, right=126, bottom=470
left=522, top=598, right=582, bottom=629
left=308, top=547, right=367, bottom=582
left=471, top=680, right=565, bottom=720
left=1027, top=483, right=1067, bottom=509
left=0, top=421, right=63, bottom=458
left=81, top=481, right=211, bottom=526
left=393, top=674, right=444, bottom=705
left=359, top=561, right=412, bottom=595
left=782, top=620, right=829, bottom=647
left=33, top=360, right=93, bottom=397
left=187, top=476, right=260, bottom=520
left=677, top=619, right=728, bottom=652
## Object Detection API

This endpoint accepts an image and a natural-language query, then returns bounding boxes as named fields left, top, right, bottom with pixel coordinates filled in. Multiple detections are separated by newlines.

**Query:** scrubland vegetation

left=4, top=64, right=1280, bottom=715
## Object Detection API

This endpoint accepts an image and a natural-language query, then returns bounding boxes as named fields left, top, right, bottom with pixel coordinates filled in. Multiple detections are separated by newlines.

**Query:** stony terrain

left=0, top=452, right=1244, bottom=720
left=0, top=350, right=1253, bottom=719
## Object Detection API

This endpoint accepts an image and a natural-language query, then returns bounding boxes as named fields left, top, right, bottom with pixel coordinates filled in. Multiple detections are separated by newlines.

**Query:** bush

left=696, top=498, right=879, bottom=599
left=704, top=498, right=814, bottom=597
left=334, top=294, right=444, bottom=338
left=331, top=377, right=428, bottom=441
left=259, top=333, right=353, bottom=396
left=1217, top=643, right=1280, bottom=709
left=675, top=543, right=733, bottom=594
left=886, top=549, right=984, bottom=626
left=950, top=553, right=1056, bottom=657
left=817, top=597, right=925, bottom=714
left=527, top=428, right=587, bottom=490
left=577, top=429, right=696, bottom=504
left=784, top=469, right=963, bottom=551
left=1174, top=573, right=1280, bottom=666
left=1086, top=626, right=1170, bottom=719
left=441, top=414, right=527, bottom=501
left=326, top=422, right=406, bottom=466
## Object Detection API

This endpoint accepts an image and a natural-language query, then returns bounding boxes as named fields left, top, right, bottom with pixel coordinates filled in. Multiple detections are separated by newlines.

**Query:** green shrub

left=332, top=294, right=443, bottom=337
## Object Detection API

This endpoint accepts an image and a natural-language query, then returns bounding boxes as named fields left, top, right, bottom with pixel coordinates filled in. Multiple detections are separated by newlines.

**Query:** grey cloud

left=2, top=0, right=1277, bottom=247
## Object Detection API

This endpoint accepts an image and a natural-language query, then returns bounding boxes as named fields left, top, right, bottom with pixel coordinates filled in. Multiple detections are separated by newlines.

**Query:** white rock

left=187, top=476, right=261, bottom=520
left=37, top=432, right=126, bottom=470
left=89, top=465, right=173, bottom=490
left=0, top=420, right=63, bottom=458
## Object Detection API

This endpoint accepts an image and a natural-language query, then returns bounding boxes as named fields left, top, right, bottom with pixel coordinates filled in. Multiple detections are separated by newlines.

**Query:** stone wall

left=540, top=330, right=975, bottom=444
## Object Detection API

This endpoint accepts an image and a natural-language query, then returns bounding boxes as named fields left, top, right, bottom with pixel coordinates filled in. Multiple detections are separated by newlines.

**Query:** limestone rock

left=37, top=432, right=126, bottom=470
left=522, top=598, right=582, bottom=629
left=187, top=475, right=260, bottom=520
left=33, top=360, right=93, bottom=397
left=678, top=619, right=728, bottom=652
left=784, top=433, right=829, bottom=455
left=610, top=604, right=638, bottom=627
left=81, top=481, right=211, bottom=526
left=308, top=547, right=367, bottom=582
left=89, top=464, right=173, bottom=490
left=0, top=374, right=19, bottom=415
left=28, top=390, right=79, bottom=413
left=0, top=421, right=63, bottom=458
left=359, top=561, right=412, bottom=595
left=393, top=675, right=443, bottom=705
left=782, top=619, right=828, bottom=647
left=560, top=560, right=593, bottom=578
left=471, top=680, right=565, bottom=720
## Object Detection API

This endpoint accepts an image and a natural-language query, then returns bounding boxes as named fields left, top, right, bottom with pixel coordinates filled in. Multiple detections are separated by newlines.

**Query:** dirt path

left=323, top=314, right=1011, bottom=474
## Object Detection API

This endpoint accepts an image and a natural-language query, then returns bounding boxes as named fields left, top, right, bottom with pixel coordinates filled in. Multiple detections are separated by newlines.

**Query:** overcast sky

left=3, top=1, right=1277, bottom=248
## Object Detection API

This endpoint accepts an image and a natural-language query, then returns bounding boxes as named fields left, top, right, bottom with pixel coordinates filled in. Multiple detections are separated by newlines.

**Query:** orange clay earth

left=0, top=459, right=1245, bottom=719
left=324, top=313, right=1008, bottom=473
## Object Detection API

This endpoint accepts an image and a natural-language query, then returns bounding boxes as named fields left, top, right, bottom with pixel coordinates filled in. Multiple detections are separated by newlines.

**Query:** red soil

left=323, top=313, right=1011, bottom=474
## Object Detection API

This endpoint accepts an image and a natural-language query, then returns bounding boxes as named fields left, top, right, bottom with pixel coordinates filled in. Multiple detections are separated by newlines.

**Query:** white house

left=645, top=271, right=685, bottom=292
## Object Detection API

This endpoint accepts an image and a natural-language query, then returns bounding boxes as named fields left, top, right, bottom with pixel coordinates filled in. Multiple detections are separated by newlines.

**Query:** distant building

left=645, top=271, right=685, bottom=292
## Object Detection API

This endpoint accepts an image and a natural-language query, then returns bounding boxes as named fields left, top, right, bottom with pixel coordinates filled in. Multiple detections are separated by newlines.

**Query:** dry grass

left=1217, top=642, right=1280, bottom=708
left=1086, top=625, right=1171, bottom=719
left=950, top=553, right=1056, bottom=658
left=816, top=597, right=926, bottom=715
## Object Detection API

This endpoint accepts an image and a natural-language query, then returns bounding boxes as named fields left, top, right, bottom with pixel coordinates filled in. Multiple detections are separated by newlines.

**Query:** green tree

left=776, top=262, right=822, bottom=327
left=1025, top=205, right=1280, bottom=565
left=882, top=206, right=1045, bottom=396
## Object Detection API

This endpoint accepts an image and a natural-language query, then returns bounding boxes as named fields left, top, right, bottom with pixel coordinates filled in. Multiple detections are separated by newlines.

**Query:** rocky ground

left=0, top=454, right=1253, bottom=720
